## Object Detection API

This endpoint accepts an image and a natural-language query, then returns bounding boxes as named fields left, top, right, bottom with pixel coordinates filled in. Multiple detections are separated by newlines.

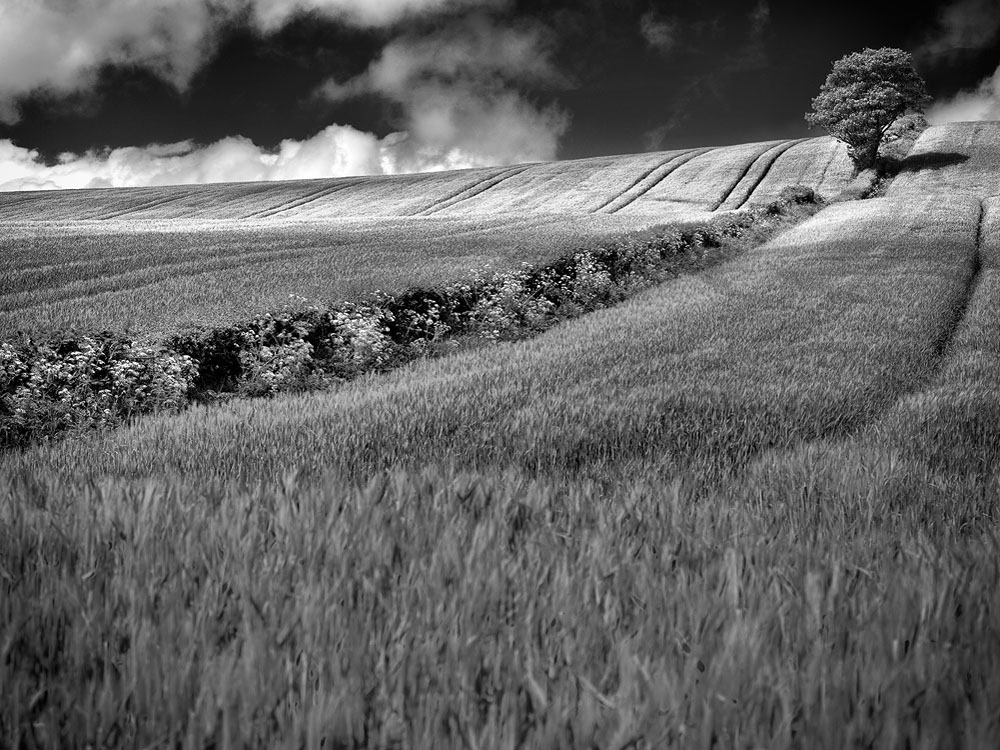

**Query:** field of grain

left=0, top=213, right=689, bottom=338
left=735, top=193, right=999, bottom=495
left=0, top=136, right=852, bottom=224
left=0, top=136, right=854, bottom=339
left=4, top=123, right=1000, bottom=749
left=6, top=192, right=982, bottom=485
left=888, top=121, right=1000, bottom=199
left=4, top=458, right=998, bottom=750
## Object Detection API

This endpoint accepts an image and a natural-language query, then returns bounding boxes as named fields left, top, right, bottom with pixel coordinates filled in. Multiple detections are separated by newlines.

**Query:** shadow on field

left=886, top=151, right=970, bottom=174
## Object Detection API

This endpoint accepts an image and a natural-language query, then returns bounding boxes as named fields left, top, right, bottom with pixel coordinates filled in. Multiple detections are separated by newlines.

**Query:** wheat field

left=5, top=192, right=983, bottom=487
left=0, top=136, right=854, bottom=338
left=0, top=214, right=678, bottom=338
left=3, top=122, right=1000, bottom=749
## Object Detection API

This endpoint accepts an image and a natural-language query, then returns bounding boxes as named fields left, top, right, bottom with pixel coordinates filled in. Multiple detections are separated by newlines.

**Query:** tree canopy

left=806, top=47, right=931, bottom=171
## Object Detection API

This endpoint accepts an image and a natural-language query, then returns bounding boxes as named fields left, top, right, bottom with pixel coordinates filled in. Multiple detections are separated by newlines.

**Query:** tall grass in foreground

left=731, top=196, right=999, bottom=496
left=7, top=194, right=981, bottom=487
left=2, top=467, right=998, bottom=749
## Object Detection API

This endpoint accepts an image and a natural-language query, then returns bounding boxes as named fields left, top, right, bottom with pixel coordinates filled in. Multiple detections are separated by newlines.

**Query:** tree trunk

left=847, top=138, right=880, bottom=172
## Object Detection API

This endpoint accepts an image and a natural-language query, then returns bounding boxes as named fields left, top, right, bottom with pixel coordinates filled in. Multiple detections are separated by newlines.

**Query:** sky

left=0, top=0, right=997, bottom=191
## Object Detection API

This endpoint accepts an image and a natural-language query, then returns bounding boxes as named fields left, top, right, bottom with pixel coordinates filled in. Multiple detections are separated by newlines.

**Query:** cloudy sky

left=0, top=0, right=997, bottom=190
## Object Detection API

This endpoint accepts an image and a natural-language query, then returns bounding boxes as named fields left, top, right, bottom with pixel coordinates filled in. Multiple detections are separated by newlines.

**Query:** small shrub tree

left=806, top=47, right=931, bottom=171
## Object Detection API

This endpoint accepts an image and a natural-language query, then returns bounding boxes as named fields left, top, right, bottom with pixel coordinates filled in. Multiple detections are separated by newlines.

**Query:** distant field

left=0, top=136, right=853, bottom=223
left=0, top=213, right=679, bottom=338
left=0, top=136, right=854, bottom=338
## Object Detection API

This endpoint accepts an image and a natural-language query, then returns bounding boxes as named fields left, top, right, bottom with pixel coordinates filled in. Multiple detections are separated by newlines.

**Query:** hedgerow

left=1, top=189, right=821, bottom=449
left=0, top=335, right=196, bottom=447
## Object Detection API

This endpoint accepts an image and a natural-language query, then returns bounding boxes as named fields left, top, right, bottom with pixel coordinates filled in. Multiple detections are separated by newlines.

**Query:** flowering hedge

left=1, top=335, right=196, bottom=447
left=171, top=300, right=395, bottom=396
left=1, top=188, right=821, bottom=449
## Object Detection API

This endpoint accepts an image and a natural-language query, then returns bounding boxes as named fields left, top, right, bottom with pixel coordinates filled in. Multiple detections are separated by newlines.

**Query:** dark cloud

left=643, top=0, right=772, bottom=146
left=918, top=0, right=1000, bottom=122
left=916, top=0, right=1000, bottom=60
left=640, top=10, right=679, bottom=54
left=0, top=0, right=509, bottom=123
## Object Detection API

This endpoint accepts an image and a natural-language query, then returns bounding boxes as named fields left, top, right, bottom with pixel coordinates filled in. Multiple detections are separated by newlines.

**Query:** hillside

left=0, top=135, right=853, bottom=222
left=4, top=122, right=1000, bottom=750
left=888, top=120, right=1000, bottom=199
left=0, top=135, right=856, bottom=338
left=7, top=190, right=985, bottom=483
left=7, top=121, right=997, bottom=483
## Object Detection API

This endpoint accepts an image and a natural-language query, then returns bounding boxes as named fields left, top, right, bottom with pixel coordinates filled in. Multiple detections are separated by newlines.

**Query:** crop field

left=0, top=136, right=852, bottom=224
left=0, top=136, right=854, bottom=339
left=0, top=213, right=683, bottom=338
left=6, top=192, right=983, bottom=485
left=888, top=121, right=1000, bottom=198
left=736, top=193, right=1000, bottom=493
left=3, top=122, right=1000, bottom=748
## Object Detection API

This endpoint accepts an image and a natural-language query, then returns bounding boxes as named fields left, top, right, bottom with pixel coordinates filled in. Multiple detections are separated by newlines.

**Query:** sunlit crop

left=3, top=123, right=998, bottom=749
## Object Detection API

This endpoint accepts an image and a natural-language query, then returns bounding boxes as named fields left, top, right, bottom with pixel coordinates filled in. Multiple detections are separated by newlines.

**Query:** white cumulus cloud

left=321, top=15, right=569, bottom=165
left=927, top=67, right=1000, bottom=123
left=0, top=124, right=517, bottom=191
left=251, top=0, right=506, bottom=30
left=0, top=0, right=568, bottom=188
left=917, top=0, right=1000, bottom=123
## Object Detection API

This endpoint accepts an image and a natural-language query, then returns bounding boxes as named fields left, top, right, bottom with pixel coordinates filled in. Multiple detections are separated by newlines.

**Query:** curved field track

left=0, top=136, right=856, bottom=337
left=719, top=137, right=854, bottom=208
left=0, top=136, right=853, bottom=224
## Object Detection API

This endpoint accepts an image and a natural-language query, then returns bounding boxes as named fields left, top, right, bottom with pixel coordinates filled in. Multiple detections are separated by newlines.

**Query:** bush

left=1, top=334, right=196, bottom=447
left=776, top=185, right=818, bottom=205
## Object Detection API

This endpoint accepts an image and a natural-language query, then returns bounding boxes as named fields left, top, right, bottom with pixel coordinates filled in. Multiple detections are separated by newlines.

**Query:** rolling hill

left=6, top=121, right=998, bottom=490
left=0, top=135, right=853, bottom=222
left=0, top=135, right=855, bottom=338
left=3, top=122, right=1000, bottom=750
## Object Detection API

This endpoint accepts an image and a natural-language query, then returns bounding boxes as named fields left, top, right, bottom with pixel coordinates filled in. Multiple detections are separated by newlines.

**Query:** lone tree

left=806, top=47, right=931, bottom=171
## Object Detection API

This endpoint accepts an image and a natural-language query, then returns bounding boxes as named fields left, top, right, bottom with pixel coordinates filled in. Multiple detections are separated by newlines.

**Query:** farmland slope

left=888, top=121, right=1000, bottom=199
left=0, top=215, right=652, bottom=337
left=11, top=123, right=998, bottom=483
left=7, top=192, right=983, bottom=484
left=0, top=136, right=852, bottom=222
left=0, top=136, right=855, bottom=338
left=4, top=123, right=1000, bottom=750
left=731, top=131, right=1000, bottom=495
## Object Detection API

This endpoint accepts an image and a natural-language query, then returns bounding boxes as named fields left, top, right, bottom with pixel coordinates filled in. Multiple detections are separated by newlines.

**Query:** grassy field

left=888, top=121, right=1000, bottom=199
left=0, top=137, right=853, bottom=339
left=0, top=137, right=851, bottom=224
left=734, top=193, right=999, bottom=493
left=0, top=214, right=686, bottom=338
left=4, top=461, right=998, bottom=750
left=4, top=122, right=1000, bottom=748
left=6, top=193, right=980, bottom=486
